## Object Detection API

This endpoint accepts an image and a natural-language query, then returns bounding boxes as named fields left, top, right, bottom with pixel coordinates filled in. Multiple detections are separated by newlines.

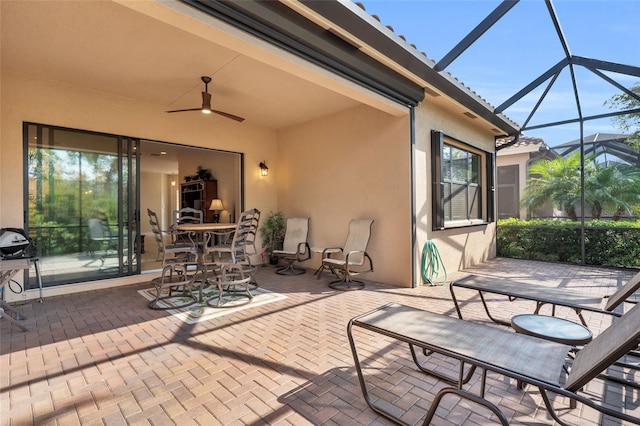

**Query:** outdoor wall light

left=259, top=161, right=269, bottom=177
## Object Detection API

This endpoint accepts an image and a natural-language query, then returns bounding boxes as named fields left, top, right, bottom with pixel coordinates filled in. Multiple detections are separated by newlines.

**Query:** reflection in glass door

left=24, top=123, right=140, bottom=288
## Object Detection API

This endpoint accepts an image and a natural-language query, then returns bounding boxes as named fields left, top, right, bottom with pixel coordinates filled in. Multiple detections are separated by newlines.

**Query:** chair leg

left=148, top=265, right=197, bottom=310
left=276, top=259, right=306, bottom=275
left=329, top=273, right=365, bottom=291
left=206, top=267, right=253, bottom=308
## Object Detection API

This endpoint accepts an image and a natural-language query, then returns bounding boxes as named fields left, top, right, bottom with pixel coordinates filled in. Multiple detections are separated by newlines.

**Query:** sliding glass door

left=24, top=123, right=140, bottom=287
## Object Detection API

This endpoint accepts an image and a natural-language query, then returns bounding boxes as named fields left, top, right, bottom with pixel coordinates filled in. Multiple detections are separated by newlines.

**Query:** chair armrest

left=297, top=242, right=311, bottom=261
left=344, top=250, right=373, bottom=274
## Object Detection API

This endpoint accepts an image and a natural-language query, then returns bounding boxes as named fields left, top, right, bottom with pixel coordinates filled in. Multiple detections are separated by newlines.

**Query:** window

left=431, top=130, right=494, bottom=229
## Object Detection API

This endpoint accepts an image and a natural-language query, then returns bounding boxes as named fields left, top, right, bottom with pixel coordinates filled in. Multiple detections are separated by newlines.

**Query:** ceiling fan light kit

left=166, top=76, right=244, bottom=122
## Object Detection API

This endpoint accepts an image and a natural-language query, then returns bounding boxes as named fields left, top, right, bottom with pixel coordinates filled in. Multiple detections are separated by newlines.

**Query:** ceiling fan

left=165, top=76, right=245, bottom=122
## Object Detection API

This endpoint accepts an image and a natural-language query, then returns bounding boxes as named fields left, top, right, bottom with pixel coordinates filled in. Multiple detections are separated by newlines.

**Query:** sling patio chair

left=272, top=217, right=310, bottom=275
left=348, top=302, right=640, bottom=426
left=318, top=218, right=374, bottom=291
left=450, top=270, right=640, bottom=327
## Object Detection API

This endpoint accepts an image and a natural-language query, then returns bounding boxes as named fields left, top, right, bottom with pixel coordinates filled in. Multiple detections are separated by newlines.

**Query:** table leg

left=33, top=258, right=44, bottom=303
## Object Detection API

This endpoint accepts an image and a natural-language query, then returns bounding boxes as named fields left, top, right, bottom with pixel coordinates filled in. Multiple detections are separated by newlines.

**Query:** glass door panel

left=25, top=123, right=140, bottom=287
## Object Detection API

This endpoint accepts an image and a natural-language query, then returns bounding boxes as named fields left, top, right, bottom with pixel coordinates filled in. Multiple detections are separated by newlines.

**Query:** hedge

left=497, top=218, right=640, bottom=268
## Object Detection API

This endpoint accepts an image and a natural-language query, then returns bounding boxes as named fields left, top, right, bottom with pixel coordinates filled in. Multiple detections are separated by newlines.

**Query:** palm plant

left=523, top=152, right=640, bottom=221
left=588, top=163, right=640, bottom=220
left=521, top=152, right=582, bottom=220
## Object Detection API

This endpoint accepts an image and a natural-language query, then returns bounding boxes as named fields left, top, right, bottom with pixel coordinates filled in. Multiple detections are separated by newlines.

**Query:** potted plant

left=260, top=211, right=285, bottom=264
left=196, top=166, right=213, bottom=181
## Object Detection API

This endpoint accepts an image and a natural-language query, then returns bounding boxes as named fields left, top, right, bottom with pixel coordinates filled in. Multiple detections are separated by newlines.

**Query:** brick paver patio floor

left=1, top=258, right=638, bottom=425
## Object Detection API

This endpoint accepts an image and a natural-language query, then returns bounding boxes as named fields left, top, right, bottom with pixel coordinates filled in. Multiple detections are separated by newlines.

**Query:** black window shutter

left=431, top=130, right=445, bottom=230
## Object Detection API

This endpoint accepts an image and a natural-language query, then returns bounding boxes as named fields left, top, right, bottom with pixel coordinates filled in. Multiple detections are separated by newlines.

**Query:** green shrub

left=497, top=219, right=640, bottom=268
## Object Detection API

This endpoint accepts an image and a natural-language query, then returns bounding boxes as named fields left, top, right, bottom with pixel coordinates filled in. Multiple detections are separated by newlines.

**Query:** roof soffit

left=295, top=0, right=519, bottom=135
left=182, top=0, right=424, bottom=106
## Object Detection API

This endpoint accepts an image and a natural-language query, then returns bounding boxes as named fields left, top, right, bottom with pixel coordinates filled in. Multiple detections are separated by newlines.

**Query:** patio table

left=511, top=314, right=593, bottom=346
left=176, top=222, right=237, bottom=301
left=311, top=246, right=341, bottom=278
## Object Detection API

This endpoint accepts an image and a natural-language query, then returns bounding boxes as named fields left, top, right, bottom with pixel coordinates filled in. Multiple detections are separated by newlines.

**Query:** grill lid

left=0, top=228, right=34, bottom=259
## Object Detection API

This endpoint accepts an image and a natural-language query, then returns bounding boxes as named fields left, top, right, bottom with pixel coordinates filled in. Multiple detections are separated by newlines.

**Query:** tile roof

left=353, top=1, right=520, bottom=130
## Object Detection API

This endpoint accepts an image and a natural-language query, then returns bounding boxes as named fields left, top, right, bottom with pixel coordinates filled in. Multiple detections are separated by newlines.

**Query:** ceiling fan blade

left=211, top=110, right=245, bottom=122
left=165, top=107, right=202, bottom=113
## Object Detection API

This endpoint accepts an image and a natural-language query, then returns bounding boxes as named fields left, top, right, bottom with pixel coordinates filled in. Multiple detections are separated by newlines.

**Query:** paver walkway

left=1, top=258, right=638, bottom=425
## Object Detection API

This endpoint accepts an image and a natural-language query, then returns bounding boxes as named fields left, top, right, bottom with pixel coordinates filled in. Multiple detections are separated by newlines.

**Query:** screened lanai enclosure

left=427, top=0, right=640, bottom=267
left=554, top=133, right=640, bottom=167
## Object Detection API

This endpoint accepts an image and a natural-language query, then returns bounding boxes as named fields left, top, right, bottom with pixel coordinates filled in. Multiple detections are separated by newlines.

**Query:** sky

left=358, top=0, right=640, bottom=148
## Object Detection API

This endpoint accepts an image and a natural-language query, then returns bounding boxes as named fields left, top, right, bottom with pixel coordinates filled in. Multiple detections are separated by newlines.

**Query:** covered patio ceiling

left=1, top=1, right=393, bottom=132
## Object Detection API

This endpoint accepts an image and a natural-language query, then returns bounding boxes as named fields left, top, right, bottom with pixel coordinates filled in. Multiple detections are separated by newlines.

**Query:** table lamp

left=209, top=199, right=224, bottom=223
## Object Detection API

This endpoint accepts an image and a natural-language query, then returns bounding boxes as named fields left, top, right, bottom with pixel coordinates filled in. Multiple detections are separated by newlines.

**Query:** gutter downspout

left=410, top=105, right=417, bottom=288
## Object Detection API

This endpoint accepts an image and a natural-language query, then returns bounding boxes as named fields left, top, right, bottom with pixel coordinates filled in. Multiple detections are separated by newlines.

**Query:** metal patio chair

left=272, top=217, right=310, bottom=275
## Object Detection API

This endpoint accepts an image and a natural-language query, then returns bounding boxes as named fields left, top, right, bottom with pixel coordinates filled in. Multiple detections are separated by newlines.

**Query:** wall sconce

left=259, top=161, right=269, bottom=177
left=209, top=199, right=224, bottom=223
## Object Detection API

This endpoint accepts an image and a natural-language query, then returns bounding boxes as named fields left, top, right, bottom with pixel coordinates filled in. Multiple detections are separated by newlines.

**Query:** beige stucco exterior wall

left=0, top=71, right=278, bottom=299
left=413, top=101, right=498, bottom=282
left=277, top=104, right=412, bottom=286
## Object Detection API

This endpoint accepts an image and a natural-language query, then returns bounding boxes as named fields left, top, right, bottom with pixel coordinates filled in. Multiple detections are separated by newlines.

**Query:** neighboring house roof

left=496, top=135, right=543, bottom=149
left=496, top=136, right=547, bottom=155
left=554, top=133, right=639, bottom=166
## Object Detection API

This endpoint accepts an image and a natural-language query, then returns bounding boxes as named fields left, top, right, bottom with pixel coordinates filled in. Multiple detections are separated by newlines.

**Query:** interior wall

left=177, top=150, right=240, bottom=223
left=414, top=100, right=498, bottom=281
left=140, top=171, right=165, bottom=234
left=277, top=104, right=412, bottom=287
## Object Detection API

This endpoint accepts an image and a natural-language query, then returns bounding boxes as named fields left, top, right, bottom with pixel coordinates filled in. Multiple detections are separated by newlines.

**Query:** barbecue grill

left=0, top=228, right=34, bottom=259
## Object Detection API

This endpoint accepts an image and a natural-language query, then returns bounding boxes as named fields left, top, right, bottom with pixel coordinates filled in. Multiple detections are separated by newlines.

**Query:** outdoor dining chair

left=146, top=208, right=199, bottom=309
left=87, top=212, right=119, bottom=266
left=203, top=208, right=261, bottom=289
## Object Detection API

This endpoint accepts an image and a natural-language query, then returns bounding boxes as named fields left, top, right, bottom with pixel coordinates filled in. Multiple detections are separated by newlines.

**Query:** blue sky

left=358, top=0, right=640, bottom=147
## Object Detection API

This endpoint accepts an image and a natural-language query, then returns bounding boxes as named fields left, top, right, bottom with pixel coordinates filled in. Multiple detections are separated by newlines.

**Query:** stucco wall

left=414, top=101, right=498, bottom=282
left=278, top=104, right=412, bottom=286
left=0, top=71, right=278, bottom=299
